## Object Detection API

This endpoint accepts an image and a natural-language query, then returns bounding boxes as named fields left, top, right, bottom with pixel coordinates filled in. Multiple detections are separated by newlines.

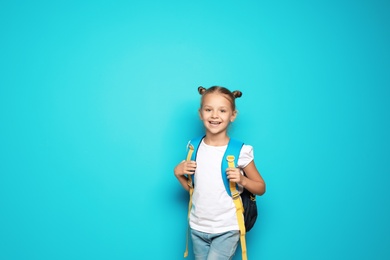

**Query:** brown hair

left=198, top=86, right=242, bottom=111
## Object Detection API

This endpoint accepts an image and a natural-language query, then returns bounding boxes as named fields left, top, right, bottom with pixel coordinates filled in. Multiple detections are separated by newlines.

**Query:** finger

left=187, top=164, right=196, bottom=169
left=226, top=167, right=237, bottom=173
left=227, top=172, right=235, bottom=180
left=189, top=161, right=197, bottom=167
left=186, top=166, right=196, bottom=174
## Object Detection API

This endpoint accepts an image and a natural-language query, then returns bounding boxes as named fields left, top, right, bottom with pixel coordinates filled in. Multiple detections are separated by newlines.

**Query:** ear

left=198, top=108, right=203, bottom=120
left=230, top=110, right=237, bottom=122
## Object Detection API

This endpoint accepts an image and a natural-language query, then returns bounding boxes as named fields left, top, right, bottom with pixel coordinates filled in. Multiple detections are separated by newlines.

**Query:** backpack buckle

left=226, top=155, right=235, bottom=163
left=231, top=190, right=240, bottom=199
left=186, top=144, right=194, bottom=161
left=187, top=178, right=193, bottom=188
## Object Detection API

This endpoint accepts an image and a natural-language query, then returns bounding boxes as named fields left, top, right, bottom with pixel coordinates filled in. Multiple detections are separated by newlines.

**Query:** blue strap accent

left=186, top=135, right=205, bottom=187
left=187, top=135, right=205, bottom=161
left=221, top=138, right=244, bottom=196
left=187, top=136, right=243, bottom=196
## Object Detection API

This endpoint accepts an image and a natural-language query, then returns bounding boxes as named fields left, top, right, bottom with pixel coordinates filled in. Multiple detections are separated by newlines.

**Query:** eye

left=205, top=108, right=211, bottom=112
left=220, top=109, right=227, bottom=113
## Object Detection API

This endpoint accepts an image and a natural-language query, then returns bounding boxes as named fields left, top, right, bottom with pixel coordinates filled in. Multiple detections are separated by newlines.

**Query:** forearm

left=174, top=160, right=196, bottom=191
left=239, top=161, right=266, bottom=196
left=175, top=173, right=190, bottom=191
left=241, top=177, right=266, bottom=196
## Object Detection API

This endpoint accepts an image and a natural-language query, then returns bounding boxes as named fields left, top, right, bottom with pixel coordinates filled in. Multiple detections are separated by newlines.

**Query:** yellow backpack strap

left=184, top=144, right=194, bottom=258
left=227, top=155, right=248, bottom=260
left=183, top=136, right=204, bottom=257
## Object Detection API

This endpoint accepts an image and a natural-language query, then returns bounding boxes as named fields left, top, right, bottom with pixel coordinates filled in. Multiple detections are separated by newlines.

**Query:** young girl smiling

left=174, top=86, right=266, bottom=260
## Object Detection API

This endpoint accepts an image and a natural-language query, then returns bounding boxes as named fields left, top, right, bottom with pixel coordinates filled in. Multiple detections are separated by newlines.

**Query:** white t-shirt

left=189, top=139, right=254, bottom=234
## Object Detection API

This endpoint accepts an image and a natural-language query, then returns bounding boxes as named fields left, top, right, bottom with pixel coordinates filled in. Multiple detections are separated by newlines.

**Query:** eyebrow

left=203, top=105, right=229, bottom=109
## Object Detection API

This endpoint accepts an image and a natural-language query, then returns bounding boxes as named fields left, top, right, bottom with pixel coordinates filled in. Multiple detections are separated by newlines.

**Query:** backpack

left=183, top=136, right=258, bottom=260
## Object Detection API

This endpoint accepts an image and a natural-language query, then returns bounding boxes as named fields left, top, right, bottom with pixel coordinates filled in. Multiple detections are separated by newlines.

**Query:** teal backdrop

left=1, top=1, right=389, bottom=259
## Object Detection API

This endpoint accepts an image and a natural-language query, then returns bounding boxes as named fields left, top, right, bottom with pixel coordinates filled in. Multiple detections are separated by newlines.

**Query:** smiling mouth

left=209, top=121, right=221, bottom=126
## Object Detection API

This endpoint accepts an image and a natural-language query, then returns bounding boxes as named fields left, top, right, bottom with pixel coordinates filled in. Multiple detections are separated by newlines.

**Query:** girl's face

left=199, top=93, right=237, bottom=136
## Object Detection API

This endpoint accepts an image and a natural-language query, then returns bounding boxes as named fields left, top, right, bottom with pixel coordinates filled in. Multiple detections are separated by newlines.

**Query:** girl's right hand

left=174, top=160, right=197, bottom=177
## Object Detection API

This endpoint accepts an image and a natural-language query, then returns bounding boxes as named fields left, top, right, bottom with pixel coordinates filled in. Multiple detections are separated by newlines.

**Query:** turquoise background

left=1, top=1, right=389, bottom=259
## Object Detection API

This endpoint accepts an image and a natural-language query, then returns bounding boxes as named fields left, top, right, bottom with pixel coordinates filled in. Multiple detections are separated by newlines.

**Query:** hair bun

left=198, top=86, right=206, bottom=95
left=232, top=90, right=242, bottom=98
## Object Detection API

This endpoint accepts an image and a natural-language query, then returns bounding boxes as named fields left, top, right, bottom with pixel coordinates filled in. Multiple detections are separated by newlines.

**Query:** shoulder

left=241, top=144, right=253, bottom=153
left=188, top=136, right=205, bottom=147
left=238, top=144, right=254, bottom=168
left=229, top=138, right=254, bottom=159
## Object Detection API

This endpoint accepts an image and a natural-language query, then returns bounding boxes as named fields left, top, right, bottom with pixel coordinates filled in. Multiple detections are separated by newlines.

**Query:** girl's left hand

left=226, top=167, right=243, bottom=184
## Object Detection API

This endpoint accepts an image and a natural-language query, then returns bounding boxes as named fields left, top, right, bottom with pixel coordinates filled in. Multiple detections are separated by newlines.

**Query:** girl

left=174, top=86, right=266, bottom=260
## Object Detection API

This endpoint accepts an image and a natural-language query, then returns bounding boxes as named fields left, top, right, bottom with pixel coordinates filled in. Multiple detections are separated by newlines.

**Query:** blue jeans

left=190, top=229, right=240, bottom=260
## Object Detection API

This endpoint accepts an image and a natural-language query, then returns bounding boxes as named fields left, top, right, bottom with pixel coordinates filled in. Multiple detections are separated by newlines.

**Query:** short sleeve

left=237, top=144, right=254, bottom=169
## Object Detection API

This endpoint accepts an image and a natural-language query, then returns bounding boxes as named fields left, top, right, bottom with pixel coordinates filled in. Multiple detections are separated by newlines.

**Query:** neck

left=203, top=133, right=230, bottom=146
